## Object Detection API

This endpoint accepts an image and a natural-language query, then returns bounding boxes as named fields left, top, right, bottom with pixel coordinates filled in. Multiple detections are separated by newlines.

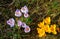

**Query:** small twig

left=8, top=0, right=15, bottom=7
left=0, top=0, right=15, bottom=7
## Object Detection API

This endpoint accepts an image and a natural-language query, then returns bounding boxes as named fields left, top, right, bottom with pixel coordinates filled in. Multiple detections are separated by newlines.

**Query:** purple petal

left=15, top=9, right=20, bottom=12
left=15, top=9, right=22, bottom=17
left=21, top=5, right=28, bottom=14
left=21, top=22, right=27, bottom=28
left=7, top=18, right=15, bottom=27
left=17, top=20, right=22, bottom=27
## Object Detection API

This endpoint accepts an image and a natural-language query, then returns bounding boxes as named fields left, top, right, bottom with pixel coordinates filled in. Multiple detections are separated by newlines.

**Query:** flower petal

left=17, top=20, right=22, bottom=27
left=24, top=26, right=30, bottom=33
left=7, top=18, right=15, bottom=27
left=21, top=5, right=28, bottom=14
left=15, top=9, right=22, bottom=17
left=21, top=22, right=27, bottom=28
left=24, top=13, right=29, bottom=18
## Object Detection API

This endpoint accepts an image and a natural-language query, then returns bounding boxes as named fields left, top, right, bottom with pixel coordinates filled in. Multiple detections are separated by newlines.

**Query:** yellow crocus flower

left=44, top=17, right=51, bottom=24
left=50, top=24, right=57, bottom=34
left=44, top=25, right=51, bottom=33
left=38, top=21, right=44, bottom=28
left=37, top=28, right=45, bottom=37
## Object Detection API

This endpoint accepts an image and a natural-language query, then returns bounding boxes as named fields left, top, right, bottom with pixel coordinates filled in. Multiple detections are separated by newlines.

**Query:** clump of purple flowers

left=15, top=5, right=29, bottom=18
left=17, top=21, right=31, bottom=33
left=7, top=5, right=31, bottom=33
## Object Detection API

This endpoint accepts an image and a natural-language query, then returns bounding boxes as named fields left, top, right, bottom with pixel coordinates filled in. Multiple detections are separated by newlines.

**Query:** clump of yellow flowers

left=37, top=17, right=57, bottom=37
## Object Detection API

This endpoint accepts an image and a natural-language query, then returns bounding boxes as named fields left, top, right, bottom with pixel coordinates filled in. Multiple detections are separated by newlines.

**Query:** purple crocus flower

left=24, top=26, right=30, bottom=33
left=24, top=13, right=29, bottom=18
left=7, top=18, right=15, bottom=27
left=17, top=20, right=22, bottom=27
left=15, top=9, right=22, bottom=17
left=21, top=5, right=28, bottom=14
left=21, top=22, right=27, bottom=28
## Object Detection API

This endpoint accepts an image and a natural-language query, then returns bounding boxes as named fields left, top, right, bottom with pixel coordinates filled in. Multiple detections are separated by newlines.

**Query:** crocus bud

left=17, top=20, right=22, bottom=27
left=24, top=13, right=29, bottom=18
left=21, top=22, right=27, bottom=28
left=24, top=26, right=30, bottom=33
left=15, top=9, right=22, bottom=17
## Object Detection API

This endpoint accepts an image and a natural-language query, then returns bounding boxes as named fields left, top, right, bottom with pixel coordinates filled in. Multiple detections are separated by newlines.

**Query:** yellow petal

left=50, top=24, right=56, bottom=32
left=52, top=31, right=57, bottom=35
left=44, top=25, right=51, bottom=33
left=44, top=17, right=51, bottom=24
left=38, top=21, right=44, bottom=28
left=37, top=28, right=45, bottom=37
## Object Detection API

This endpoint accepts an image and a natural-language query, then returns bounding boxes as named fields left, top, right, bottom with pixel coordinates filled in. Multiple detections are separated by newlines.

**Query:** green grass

left=0, top=0, right=60, bottom=39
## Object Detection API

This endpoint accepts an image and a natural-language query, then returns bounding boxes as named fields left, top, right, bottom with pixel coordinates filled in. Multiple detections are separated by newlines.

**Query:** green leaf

left=25, top=17, right=32, bottom=24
